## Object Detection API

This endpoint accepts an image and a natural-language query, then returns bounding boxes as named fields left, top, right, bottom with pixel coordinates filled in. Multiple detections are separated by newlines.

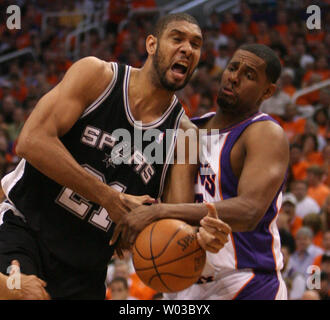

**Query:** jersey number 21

left=55, top=164, right=126, bottom=231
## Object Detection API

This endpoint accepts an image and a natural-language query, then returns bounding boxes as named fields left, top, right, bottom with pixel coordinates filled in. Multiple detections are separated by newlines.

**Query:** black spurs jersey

left=1, top=62, right=185, bottom=270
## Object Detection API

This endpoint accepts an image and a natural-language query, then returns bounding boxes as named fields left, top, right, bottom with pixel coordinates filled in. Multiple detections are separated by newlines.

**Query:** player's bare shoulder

left=179, top=114, right=198, bottom=133
left=243, top=119, right=289, bottom=156
left=59, top=56, right=114, bottom=107
left=174, top=113, right=199, bottom=163
left=245, top=119, right=287, bottom=139
left=177, top=114, right=199, bottom=147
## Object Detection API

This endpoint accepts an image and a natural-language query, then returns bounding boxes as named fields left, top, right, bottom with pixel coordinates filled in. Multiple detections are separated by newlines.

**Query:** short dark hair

left=321, top=254, right=330, bottom=264
left=238, top=44, right=282, bottom=84
left=153, top=13, right=200, bottom=38
left=280, top=228, right=296, bottom=254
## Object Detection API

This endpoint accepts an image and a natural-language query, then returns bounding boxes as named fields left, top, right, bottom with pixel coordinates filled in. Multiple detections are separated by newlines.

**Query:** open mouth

left=171, top=62, right=188, bottom=76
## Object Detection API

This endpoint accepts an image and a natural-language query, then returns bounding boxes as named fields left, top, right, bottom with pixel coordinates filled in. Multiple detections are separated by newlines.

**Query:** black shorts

left=0, top=209, right=107, bottom=299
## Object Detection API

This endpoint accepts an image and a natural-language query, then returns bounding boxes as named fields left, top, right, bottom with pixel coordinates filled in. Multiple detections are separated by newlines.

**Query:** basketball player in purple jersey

left=113, top=44, right=290, bottom=299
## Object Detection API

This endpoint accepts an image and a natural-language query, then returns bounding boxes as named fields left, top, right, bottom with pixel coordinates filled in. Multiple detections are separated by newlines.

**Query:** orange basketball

left=132, top=219, right=206, bottom=293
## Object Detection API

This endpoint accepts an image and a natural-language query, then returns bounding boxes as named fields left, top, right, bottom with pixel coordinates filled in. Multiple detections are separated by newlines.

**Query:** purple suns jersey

left=192, top=112, right=285, bottom=276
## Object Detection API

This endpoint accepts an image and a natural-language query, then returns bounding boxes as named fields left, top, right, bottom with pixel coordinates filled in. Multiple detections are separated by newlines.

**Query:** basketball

left=132, top=219, right=206, bottom=293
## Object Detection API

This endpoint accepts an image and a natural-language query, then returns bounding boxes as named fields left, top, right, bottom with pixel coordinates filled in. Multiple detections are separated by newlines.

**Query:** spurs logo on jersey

left=81, top=124, right=155, bottom=184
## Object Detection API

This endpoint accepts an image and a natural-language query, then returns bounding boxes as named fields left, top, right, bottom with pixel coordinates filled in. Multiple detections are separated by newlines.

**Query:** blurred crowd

left=0, top=0, right=329, bottom=300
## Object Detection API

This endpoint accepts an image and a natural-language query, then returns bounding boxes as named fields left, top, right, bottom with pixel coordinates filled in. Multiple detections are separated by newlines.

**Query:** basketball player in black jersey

left=0, top=13, right=229, bottom=299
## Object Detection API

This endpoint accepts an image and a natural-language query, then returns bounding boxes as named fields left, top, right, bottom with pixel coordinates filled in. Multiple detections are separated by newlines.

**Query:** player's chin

left=168, top=71, right=190, bottom=89
left=172, top=76, right=190, bottom=91
left=173, top=81, right=188, bottom=91
left=217, top=98, right=241, bottom=115
left=217, top=93, right=237, bottom=107
left=163, top=77, right=187, bottom=91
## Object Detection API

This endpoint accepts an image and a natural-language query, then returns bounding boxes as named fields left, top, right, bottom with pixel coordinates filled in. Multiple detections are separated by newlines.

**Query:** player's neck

left=128, top=67, right=175, bottom=122
left=208, top=108, right=258, bottom=130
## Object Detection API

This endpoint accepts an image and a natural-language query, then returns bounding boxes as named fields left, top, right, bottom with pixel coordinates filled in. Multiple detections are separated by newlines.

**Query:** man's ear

left=146, top=35, right=157, bottom=55
left=262, top=83, right=276, bottom=101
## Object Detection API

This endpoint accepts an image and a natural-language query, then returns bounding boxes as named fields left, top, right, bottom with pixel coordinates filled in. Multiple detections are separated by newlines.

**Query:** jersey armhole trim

left=1, top=159, right=26, bottom=204
left=80, top=62, right=118, bottom=119
left=157, top=108, right=185, bottom=199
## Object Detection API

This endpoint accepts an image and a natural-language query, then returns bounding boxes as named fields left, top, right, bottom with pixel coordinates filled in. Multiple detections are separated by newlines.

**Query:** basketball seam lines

left=134, top=223, right=186, bottom=260
left=134, top=247, right=204, bottom=271
left=150, top=221, right=172, bottom=292
left=148, top=272, right=200, bottom=285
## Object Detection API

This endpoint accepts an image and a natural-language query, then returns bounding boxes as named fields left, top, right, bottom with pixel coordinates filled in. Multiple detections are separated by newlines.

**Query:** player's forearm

left=16, top=135, right=117, bottom=209
left=158, top=197, right=263, bottom=232
left=156, top=203, right=208, bottom=226
left=213, top=197, right=263, bottom=232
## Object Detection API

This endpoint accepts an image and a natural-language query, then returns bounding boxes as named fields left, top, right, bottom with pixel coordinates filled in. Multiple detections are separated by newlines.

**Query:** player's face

left=290, top=182, right=307, bottom=200
left=295, top=234, right=311, bottom=252
left=217, top=50, right=274, bottom=115
left=110, top=282, right=128, bottom=300
left=152, top=21, right=202, bottom=91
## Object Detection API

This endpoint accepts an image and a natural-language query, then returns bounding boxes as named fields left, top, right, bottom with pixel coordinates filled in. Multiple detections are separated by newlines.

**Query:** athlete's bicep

left=18, top=57, right=113, bottom=142
left=237, top=122, right=289, bottom=223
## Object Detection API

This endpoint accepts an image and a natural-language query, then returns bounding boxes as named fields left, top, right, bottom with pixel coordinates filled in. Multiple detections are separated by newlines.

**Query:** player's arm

left=15, top=57, right=153, bottom=223
left=162, top=115, right=198, bottom=204
left=211, top=121, right=289, bottom=231
left=154, top=121, right=289, bottom=232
